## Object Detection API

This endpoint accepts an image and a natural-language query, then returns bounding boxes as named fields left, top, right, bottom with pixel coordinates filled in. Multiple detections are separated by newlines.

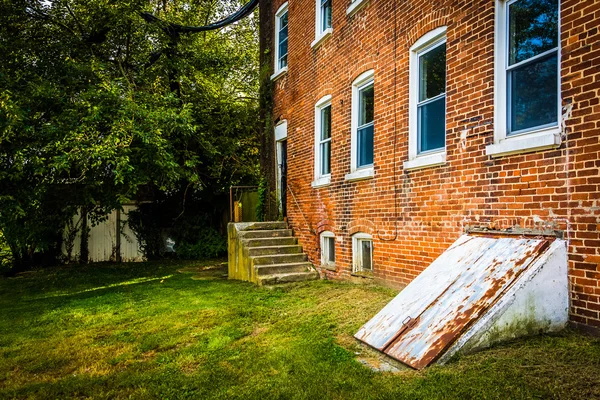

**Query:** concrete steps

left=228, top=221, right=319, bottom=285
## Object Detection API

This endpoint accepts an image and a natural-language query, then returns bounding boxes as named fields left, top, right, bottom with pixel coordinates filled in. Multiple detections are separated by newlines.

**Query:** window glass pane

left=278, top=12, right=288, bottom=69
left=419, top=43, right=446, bottom=102
left=327, top=237, right=335, bottom=263
left=509, top=0, right=558, bottom=66
left=321, top=0, right=332, bottom=31
left=280, top=11, right=288, bottom=29
left=418, top=96, right=445, bottom=153
left=361, top=240, right=372, bottom=271
left=509, top=54, right=557, bottom=133
left=321, top=105, right=331, bottom=140
left=320, top=141, right=331, bottom=175
left=357, top=124, right=374, bottom=167
left=359, top=84, right=374, bottom=126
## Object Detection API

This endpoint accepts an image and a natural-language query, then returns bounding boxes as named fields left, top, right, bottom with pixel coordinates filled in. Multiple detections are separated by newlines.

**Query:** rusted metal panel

left=355, top=235, right=550, bottom=370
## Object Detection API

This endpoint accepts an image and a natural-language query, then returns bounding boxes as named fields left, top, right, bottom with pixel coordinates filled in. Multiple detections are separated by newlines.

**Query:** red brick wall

left=268, top=0, right=600, bottom=330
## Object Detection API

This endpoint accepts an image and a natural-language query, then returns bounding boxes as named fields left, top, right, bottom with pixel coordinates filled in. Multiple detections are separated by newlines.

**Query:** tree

left=0, top=0, right=260, bottom=270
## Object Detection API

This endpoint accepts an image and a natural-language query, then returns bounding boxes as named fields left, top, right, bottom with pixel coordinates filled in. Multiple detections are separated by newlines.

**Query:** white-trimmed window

left=272, top=3, right=289, bottom=80
left=313, top=95, right=332, bottom=187
left=352, top=233, right=373, bottom=273
left=487, top=0, right=561, bottom=157
left=312, top=0, right=333, bottom=48
left=346, top=70, right=374, bottom=181
left=320, top=231, right=336, bottom=268
left=404, top=27, right=447, bottom=171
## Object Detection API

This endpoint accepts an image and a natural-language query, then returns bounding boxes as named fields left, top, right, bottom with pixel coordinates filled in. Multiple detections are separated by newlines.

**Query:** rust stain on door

left=355, top=235, right=550, bottom=370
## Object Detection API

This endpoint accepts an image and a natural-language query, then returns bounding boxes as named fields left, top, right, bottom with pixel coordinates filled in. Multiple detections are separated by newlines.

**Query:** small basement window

left=320, top=231, right=336, bottom=269
left=352, top=233, right=373, bottom=273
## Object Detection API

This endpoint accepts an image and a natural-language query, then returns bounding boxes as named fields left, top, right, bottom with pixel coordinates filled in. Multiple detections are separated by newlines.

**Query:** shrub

left=174, top=227, right=227, bottom=259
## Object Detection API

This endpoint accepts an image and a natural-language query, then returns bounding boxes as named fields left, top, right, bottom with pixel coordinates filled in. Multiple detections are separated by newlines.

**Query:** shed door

left=355, top=235, right=550, bottom=370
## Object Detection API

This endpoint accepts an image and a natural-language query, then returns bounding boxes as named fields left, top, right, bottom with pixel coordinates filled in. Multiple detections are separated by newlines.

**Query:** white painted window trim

left=404, top=26, right=447, bottom=172
left=273, top=2, right=289, bottom=79
left=313, top=0, right=332, bottom=48
left=311, top=28, right=333, bottom=49
left=346, top=69, right=375, bottom=182
left=271, top=66, right=288, bottom=81
left=346, top=0, right=369, bottom=16
left=275, top=120, right=288, bottom=142
left=320, top=231, right=336, bottom=268
left=352, top=232, right=373, bottom=273
left=313, top=95, right=332, bottom=188
left=487, top=0, right=562, bottom=158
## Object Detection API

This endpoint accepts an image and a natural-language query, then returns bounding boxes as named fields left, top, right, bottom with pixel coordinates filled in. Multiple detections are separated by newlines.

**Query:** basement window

left=313, top=95, right=332, bottom=187
left=320, top=231, right=336, bottom=269
left=352, top=233, right=373, bottom=274
left=487, top=0, right=561, bottom=157
left=404, top=27, right=447, bottom=171
left=272, top=3, right=289, bottom=80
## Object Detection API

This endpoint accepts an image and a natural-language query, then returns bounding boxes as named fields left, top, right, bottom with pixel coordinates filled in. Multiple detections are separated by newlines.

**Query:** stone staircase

left=228, top=222, right=319, bottom=285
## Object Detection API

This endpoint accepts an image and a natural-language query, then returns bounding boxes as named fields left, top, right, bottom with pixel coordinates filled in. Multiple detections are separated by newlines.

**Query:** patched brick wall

left=267, top=0, right=600, bottom=331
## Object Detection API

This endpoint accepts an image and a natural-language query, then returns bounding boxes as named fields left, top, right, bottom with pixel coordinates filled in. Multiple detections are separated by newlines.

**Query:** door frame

left=275, top=120, right=288, bottom=217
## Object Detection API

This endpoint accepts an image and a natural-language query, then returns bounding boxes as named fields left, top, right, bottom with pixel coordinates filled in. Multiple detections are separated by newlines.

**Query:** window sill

left=311, top=176, right=331, bottom=188
left=270, top=67, right=288, bottom=81
left=345, top=167, right=374, bottom=182
left=311, top=28, right=333, bottom=49
left=346, top=0, right=369, bottom=16
left=322, top=264, right=336, bottom=271
left=403, top=151, right=446, bottom=171
left=486, top=129, right=561, bottom=158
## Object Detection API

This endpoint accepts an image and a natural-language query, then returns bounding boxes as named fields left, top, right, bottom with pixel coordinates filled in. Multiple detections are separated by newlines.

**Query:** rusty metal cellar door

left=354, top=234, right=551, bottom=370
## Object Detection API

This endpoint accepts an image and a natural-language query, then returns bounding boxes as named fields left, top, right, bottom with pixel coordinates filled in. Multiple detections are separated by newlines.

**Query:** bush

left=174, top=227, right=227, bottom=259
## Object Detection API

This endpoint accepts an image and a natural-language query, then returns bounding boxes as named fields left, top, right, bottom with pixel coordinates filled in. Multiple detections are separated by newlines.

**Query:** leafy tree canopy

left=0, top=0, right=260, bottom=269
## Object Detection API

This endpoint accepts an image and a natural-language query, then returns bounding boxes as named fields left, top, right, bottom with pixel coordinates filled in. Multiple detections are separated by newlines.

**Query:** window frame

left=312, top=0, right=333, bottom=48
left=272, top=2, right=289, bottom=80
left=346, top=69, right=375, bottom=182
left=320, top=231, right=336, bottom=270
left=352, top=233, right=373, bottom=274
left=313, top=95, right=333, bottom=188
left=404, top=26, right=447, bottom=172
left=487, top=0, right=562, bottom=157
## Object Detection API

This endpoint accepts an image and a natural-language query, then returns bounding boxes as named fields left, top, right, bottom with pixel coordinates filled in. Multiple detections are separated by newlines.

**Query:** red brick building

left=262, top=0, right=600, bottom=332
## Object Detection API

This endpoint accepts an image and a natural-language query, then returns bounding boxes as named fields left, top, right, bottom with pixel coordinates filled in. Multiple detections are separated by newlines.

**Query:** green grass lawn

left=1, top=260, right=599, bottom=400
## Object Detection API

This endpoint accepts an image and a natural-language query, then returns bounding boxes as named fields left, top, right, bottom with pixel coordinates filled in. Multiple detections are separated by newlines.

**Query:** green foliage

left=256, top=177, right=267, bottom=222
left=0, top=230, right=12, bottom=275
left=127, top=206, right=165, bottom=260
left=0, top=0, right=260, bottom=269
left=174, top=227, right=227, bottom=259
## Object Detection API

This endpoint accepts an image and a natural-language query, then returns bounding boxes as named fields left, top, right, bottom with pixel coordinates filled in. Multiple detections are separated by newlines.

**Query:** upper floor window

left=346, top=70, right=375, bottom=181
left=273, top=3, right=289, bottom=77
left=320, top=0, right=332, bottom=33
left=312, top=0, right=333, bottom=48
left=313, top=95, right=332, bottom=187
left=487, top=0, right=561, bottom=157
left=505, top=0, right=559, bottom=134
left=404, top=27, right=447, bottom=171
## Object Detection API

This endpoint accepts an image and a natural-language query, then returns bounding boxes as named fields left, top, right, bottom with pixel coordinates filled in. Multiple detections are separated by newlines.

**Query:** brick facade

left=266, top=0, right=600, bottom=331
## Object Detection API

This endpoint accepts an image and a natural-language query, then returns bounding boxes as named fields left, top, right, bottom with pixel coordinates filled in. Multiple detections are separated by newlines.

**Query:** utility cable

left=140, top=0, right=259, bottom=33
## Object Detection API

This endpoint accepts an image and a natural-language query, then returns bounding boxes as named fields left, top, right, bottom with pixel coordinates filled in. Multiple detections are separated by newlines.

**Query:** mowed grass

left=1, top=261, right=599, bottom=400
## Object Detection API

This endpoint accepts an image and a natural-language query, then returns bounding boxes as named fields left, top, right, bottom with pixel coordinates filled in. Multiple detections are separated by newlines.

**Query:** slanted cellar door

left=355, top=234, right=556, bottom=370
